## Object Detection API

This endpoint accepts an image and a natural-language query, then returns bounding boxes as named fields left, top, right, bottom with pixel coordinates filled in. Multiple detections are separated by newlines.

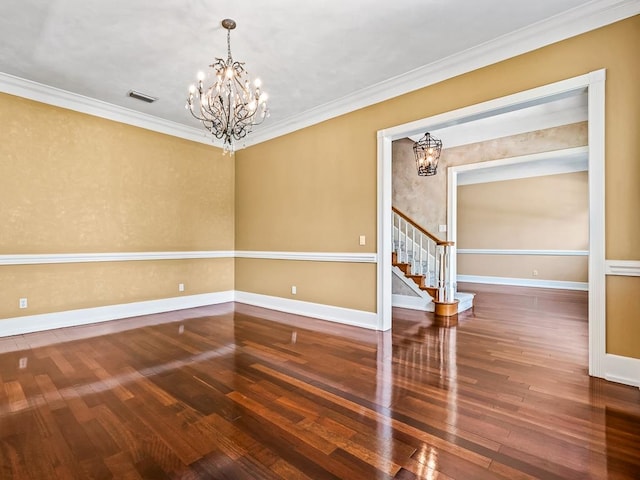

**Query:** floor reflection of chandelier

left=186, top=19, right=269, bottom=154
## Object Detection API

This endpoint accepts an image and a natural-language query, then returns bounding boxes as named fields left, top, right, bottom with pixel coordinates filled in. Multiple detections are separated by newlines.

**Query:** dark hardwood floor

left=1, top=284, right=639, bottom=479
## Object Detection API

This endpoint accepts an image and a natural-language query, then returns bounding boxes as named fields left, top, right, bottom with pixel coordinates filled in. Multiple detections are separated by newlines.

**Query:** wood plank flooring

left=1, top=285, right=639, bottom=479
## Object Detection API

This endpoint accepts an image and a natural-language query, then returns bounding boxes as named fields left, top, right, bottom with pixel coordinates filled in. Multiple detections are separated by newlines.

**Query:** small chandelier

left=187, top=19, right=268, bottom=154
left=413, top=132, right=443, bottom=176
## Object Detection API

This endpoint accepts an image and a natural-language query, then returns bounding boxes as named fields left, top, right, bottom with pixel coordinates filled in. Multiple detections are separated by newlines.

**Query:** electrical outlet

left=359, top=235, right=366, bottom=246
left=291, top=286, right=297, bottom=295
left=19, top=298, right=28, bottom=309
left=178, top=283, right=185, bottom=292
left=532, top=269, right=539, bottom=277
left=19, top=357, right=28, bottom=369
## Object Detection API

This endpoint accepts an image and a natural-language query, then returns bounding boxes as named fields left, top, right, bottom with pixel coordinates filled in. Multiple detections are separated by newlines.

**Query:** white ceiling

left=0, top=1, right=634, bottom=146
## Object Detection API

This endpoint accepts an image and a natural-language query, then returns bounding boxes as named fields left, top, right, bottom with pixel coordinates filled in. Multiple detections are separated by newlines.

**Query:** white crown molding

left=2, top=1, right=638, bottom=146
left=235, top=251, right=377, bottom=263
left=245, top=0, right=640, bottom=146
left=457, top=274, right=588, bottom=291
left=0, top=72, right=219, bottom=147
left=605, top=260, right=640, bottom=276
left=0, top=251, right=235, bottom=266
left=234, top=291, right=379, bottom=330
left=0, top=291, right=234, bottom=337
left=457, top=249, right=589, bottom=256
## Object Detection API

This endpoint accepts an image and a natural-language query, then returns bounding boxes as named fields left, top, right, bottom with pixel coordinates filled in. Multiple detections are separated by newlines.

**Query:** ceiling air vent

left=127, top=90, right=158, bottom=103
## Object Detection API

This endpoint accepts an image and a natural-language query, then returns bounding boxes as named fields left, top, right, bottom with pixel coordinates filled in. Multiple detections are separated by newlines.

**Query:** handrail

left=392, top=206, right=456, bottom=307
left=391, top=207, right=453, bottom=246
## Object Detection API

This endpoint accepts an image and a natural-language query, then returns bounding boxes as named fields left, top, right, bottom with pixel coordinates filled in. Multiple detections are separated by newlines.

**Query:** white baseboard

left=0, top=291, right=234, bottom=337
left=1, top=290, right=379, bottom=337
left=392, top=294, right=434, bottom=312
left=457, top=274, right=588, bottom=291
left=605, top=354, right=640, bottom=388
left=234, top=291, right=379, bottom=330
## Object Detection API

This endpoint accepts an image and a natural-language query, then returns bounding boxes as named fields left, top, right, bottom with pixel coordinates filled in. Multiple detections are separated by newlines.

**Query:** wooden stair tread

left=392, top=262, right=412, bottom=274
left=407, top=274, right=425, bottom=288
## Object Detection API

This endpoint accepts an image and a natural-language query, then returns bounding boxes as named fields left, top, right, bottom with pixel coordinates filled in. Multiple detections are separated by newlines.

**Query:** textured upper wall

left=0, top=94, right=233, bottom=254
left=393, top=123, right=588, bottom=235
left=235, top=118, right=377, bottom=252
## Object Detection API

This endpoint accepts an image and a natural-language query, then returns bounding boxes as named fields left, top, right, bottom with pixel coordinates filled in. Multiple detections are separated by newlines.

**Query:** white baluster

left=411, top=227, right=416, bottom=274
left=393, top=213, right=398, bottom=253
left=428, top=242, right=434, bottom=286
left=404, top=219, right=409, bottom=265
left=419, top=234, right=423, bottom=276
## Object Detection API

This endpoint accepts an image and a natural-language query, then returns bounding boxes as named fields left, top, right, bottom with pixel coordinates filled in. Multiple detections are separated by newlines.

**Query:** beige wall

left=458, top=173, right=589, bottom=250
left=606, top=276, right=640, bottom=359
left=234, top=116, right=378, bottom=313
left=0, top=259, right=233, bottom=318
left=236, top=16, right=640, bottom=358
left=234, top=119, right=377, bottom=252
left=457, top=172, right=588, bottom=282
left=392, top=123, right=588, bottom=234
left=457, top=255, right=587, bottom=282
left=0, top=94, right=234, bottom=321
left=236, top=259, right=376, bottom=313
left=0, top=95, right=234, bottom=253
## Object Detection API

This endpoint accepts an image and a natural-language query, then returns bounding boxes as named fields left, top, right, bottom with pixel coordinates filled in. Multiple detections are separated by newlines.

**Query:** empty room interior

left=1, top=2, right=639, bottom=479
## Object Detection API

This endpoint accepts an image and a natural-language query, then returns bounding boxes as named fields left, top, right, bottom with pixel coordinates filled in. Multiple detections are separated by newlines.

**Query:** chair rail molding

left=457, top=249, right=588, bottom=256
left=0, top=250, right=377, bottom=266
left=605, top=260, right=640, bottom=276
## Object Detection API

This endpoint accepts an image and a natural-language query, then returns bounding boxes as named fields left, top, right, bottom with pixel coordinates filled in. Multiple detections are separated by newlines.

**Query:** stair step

left=421, top=286, right=438, bottom=300
left=393, top=262, right=412, bottom=274
left=407, top=274, right=425, bottom=288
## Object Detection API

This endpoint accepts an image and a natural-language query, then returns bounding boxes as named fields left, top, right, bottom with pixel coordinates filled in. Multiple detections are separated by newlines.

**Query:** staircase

left=392, top=207, right=473, bottom=316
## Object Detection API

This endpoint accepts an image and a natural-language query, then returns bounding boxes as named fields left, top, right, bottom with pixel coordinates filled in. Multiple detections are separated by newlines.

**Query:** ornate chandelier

left=187, top=19, right=268, bottom=154
left=413, top=132, right=442, bottom=176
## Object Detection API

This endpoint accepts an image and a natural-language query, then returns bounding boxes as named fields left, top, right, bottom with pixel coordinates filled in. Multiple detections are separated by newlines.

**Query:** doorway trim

left=377, top=70, right=606, bottom=379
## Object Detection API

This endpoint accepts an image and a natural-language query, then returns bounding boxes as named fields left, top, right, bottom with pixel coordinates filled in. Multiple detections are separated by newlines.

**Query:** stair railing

left=392, top=207, right=455, bottom=303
